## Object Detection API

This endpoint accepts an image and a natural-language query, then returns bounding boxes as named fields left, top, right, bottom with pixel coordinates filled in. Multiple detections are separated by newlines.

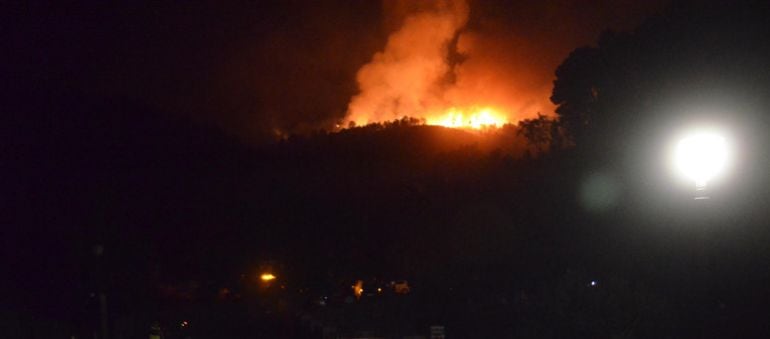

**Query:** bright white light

left=674, top=131, right=729, bottom=187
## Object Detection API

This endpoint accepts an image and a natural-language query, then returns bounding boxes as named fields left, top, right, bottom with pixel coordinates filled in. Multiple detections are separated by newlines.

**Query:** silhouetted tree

left=551, top=47, right=603, bottom=146
left=517, top=113, right=565, bottom=154
left=551, top=1, right=770, bottom=156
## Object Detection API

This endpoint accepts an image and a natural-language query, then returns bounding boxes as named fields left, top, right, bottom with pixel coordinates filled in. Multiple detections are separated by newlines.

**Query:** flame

left=426, top=106, right=507, bottom=129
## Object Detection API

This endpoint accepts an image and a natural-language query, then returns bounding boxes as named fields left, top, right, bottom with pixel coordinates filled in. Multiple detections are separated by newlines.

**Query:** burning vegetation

left=345, top=0, right=549, bottom=130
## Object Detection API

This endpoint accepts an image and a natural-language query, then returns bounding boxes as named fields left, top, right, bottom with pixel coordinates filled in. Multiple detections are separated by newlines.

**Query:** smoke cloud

left=347, top=0, right=470, bottom=125
left=347, top=0, right=547, bottom=126
left=347, top=0, right=665, bottom=127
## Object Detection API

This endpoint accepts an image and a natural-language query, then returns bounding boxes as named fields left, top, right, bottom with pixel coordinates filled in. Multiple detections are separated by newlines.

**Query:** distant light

left=377, top=287, right=383, bottom=293
left=260, top=273, right=276, bottom=282
left=674, top=130, right=729, bottom=191
left=589, top=280, right=598, bottom=287
left=353, top=280, right=364, bottom=299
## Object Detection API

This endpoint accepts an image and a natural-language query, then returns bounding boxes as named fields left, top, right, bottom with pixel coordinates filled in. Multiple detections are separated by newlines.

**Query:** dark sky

left=9, top=0, right=667, bottom=143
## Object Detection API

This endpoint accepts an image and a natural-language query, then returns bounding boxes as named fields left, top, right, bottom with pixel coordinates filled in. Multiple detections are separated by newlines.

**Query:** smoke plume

left=347, top=0, right=548, bottom=127
left=347, top=0, right=470, bottom=125
left=347, top=0, right=666, bottom=128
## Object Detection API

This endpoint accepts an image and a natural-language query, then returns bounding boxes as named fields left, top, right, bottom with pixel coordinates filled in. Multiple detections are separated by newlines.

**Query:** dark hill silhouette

left=4, top=101, right=533, bottom=317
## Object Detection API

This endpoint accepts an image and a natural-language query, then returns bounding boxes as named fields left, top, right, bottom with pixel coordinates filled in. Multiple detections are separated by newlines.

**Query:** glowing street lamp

left=673, top=130, right=729, bottom=199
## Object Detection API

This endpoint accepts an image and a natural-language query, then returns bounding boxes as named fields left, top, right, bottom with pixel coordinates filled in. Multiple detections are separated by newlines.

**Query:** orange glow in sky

left=344, top=0, right=544, bottom=131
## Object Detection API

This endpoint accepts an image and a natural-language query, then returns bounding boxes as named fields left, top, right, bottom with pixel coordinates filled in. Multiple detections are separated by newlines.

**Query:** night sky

left=9, top=0, right=665, bottom=142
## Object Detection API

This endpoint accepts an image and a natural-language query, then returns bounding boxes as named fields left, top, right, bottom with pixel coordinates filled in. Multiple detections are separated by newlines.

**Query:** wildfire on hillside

left=344, top=0, right=548, bottom=131
left=425, top=107, right=508, bottom=129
